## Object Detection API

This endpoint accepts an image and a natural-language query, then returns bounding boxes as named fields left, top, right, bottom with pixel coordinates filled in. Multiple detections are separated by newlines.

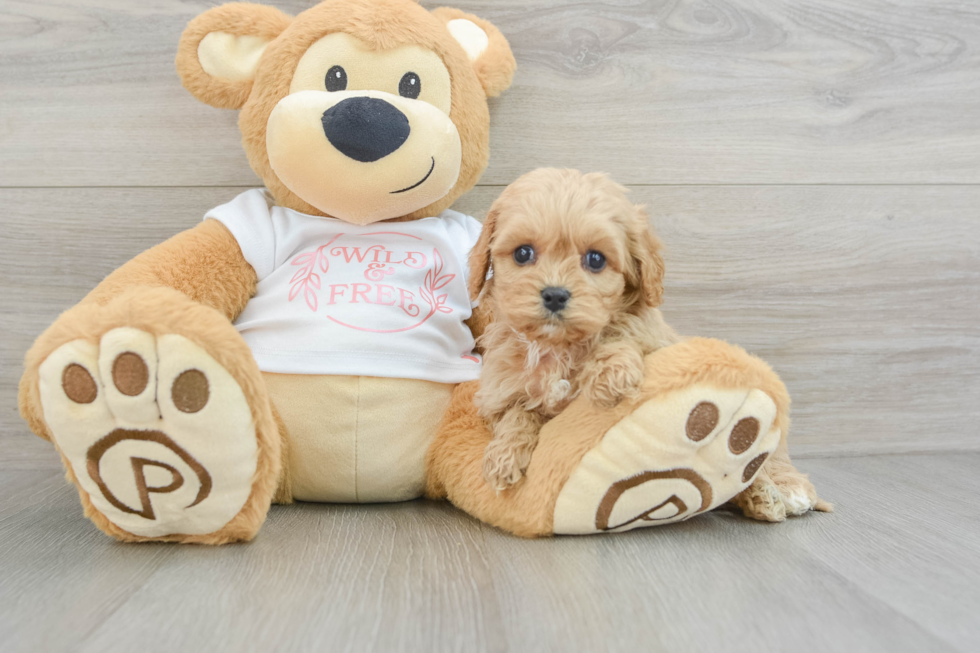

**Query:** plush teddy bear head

left=177, top=0, right=515, bottom=224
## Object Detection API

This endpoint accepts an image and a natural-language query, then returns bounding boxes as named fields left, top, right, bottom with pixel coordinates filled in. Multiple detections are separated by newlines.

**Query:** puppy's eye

left=513, top=245, right=536, bottom=266
left=583, top=250, right=606, bottom=272
left=399, top=72, right=421, bottom=99
left=325, top=65, right=347, bottom=92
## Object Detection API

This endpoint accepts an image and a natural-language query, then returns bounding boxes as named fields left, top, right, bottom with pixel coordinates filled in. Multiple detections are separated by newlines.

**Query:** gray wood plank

left=481, top=515, right=954, bottom=653
left=76, top=502, right=506, bottom=653
left=1, top=1, right=979, bottom=186
left=480, top=453, right=980, bottom=653
left=796, top=455, right=980, bottom=652
left=0, top=469, right=66, bottom=518
left=641, top=184, right=980, bottom=457
left=2, top=185, right=977, bottom=468
left=0, top=471, right=181, bottom=652
left=0, top=454, right=977, bottom=652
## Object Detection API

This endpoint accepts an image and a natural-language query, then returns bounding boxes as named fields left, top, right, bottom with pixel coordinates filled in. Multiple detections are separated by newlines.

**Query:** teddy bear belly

left=262, top=372, right=453, bottom=503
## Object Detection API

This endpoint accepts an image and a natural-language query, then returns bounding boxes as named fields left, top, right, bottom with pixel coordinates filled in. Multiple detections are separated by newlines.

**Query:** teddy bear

left=18, top=0, right=827, bottom=544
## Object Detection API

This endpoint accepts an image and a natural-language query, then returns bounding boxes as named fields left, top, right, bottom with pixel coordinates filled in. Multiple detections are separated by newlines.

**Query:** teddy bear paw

left=37, top=327, right=258, bottom=539
left=553, top=385, right=782, bottom=534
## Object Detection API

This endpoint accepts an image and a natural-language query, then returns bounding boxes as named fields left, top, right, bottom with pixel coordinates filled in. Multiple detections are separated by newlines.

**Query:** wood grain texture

left=0, top=471, right=182, bottom=651
left=642, top=184, right=980, bottom=456
left=481, top=453, right=980, bottom=653
left=2, top=185, right=976, bottom=469
left=0, top=455, right=977, bottom=652
left=77, top=502, right=507, bottom=653
left=1, top=0, right=979, bottom=186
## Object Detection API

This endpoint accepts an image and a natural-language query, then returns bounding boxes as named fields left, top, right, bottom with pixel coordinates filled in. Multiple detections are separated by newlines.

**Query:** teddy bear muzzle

left=266, top=88, right=462, bottom=224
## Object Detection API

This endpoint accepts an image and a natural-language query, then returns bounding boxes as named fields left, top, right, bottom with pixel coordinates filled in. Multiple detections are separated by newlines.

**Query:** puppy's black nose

left=541, top=287, right=571, bottom=313
left=321, top=97, right=410, bottom=163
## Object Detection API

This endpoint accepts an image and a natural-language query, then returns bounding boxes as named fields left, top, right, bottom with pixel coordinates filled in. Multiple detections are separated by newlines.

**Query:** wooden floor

left=1, top=454, right=978, bottom=652
left=1, top=0, right=979, bottom=651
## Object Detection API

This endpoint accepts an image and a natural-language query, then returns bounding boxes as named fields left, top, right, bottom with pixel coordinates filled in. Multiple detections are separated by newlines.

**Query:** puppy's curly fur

left=469, top=169, right=680, bottom=490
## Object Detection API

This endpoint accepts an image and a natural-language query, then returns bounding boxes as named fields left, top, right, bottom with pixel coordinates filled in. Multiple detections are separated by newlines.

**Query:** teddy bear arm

left=82, top=219, right=257, bottom=321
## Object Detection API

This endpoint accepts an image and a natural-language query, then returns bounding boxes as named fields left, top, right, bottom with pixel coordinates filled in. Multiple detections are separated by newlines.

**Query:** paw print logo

left=85, top=429, right=212, bottom=521
left=595, top=468, right=712, bottom=530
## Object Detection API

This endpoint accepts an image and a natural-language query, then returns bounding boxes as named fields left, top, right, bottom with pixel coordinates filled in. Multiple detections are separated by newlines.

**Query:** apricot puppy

left=468, top=168, right=680, bottom=490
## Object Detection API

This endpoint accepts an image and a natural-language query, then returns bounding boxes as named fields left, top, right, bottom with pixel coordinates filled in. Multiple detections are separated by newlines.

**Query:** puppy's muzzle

left=321, top=97, right=410, bottom=163
left=541, top=286, right=571, bottom=313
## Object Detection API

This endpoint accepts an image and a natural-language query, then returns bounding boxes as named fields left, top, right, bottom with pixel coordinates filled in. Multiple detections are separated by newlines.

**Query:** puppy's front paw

left=735, top=466, right=832, bottom=521
left=581, top=349, right=645, bottom=408
left=482, top=438, right=532, bottom=491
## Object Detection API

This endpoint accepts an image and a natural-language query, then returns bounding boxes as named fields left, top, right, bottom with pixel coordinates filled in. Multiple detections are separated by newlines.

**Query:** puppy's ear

left=468, top=208, right=498, bottom=302
left=176, top=3, right=292, bottom=110
left=628, top=205, right=666, bottom=308
left=432, top=8, right=516, bottom=97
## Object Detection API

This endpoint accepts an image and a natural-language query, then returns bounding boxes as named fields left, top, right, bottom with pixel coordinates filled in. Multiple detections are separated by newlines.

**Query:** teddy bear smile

left=391, top=156, right=436, bottom=194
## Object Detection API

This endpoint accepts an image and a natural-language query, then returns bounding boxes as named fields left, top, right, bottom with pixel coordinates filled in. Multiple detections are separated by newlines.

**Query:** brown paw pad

left=729, top=417, right=760, bottom=454
left=171, top=369, right=209, bottom=413
left=62, top=363, right=97, bottom=404
left=685, top=401, right=719, bottom=442
left=742, top=453, right=769, bottom=483
left=112, top=352, right=149, bottom=396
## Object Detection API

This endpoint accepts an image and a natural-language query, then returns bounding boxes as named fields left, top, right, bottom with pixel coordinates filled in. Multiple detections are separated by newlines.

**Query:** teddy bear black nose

left=541, top=287, right=571, bottom=313
left=321, top=97, right=411, bottom=163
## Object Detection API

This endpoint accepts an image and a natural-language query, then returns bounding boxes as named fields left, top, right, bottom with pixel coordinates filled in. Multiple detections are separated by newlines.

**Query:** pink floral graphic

left=420, top=249, right=455, bottom=316
left=288, top=234, right=342, bottom=311
left=327, top=248, right=455, bottom=333
left=287, top=232, right=457, bottom=333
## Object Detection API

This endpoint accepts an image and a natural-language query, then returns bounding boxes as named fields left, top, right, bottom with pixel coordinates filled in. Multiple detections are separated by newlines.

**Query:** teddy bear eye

left=513, top=245, right=535, bottom=266
left=583, top=250, right=606, bottom=272
left=325, top=65, right=347, bottom=92
left=399, top=72, right=421, bottom=99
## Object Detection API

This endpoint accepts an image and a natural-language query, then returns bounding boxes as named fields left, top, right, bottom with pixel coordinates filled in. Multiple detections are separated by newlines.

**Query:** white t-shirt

left=205, top=189, right=483, bottom=383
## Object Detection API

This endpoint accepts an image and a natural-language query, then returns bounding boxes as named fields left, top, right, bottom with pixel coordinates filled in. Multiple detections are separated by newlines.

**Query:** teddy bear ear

left=176, top=3, right=292, bottom=110
left=431, top=8, right=516, bottom=98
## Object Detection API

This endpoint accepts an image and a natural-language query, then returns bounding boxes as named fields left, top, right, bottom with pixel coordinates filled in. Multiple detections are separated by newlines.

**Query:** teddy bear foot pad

left=37, top=327, right=258, bottom=538
left=553, top=385, right=781, bottom=534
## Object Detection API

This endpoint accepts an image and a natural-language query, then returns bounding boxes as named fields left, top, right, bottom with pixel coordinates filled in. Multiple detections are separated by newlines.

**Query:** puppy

left=468, top=168, right=680, bottom=491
